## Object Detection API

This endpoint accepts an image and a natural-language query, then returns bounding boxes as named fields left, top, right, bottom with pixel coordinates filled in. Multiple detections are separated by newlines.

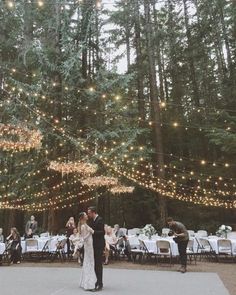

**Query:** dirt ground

left=12, top=260, right=236, bottom=295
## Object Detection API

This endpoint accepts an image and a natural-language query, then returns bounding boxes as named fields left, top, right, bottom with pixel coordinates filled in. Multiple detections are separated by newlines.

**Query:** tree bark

left=144, top=0, right=167, bottom=227
left=183, top=0, right=200, bottom=106
left=134, top=0, right=145, bottom=122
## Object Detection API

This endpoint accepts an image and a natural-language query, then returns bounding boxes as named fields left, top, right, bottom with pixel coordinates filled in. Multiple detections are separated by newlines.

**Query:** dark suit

left=90, top=216, right=105, bottom=287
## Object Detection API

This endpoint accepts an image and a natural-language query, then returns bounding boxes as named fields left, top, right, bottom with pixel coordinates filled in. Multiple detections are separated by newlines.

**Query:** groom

left=88, top=207, right=105, bottom=291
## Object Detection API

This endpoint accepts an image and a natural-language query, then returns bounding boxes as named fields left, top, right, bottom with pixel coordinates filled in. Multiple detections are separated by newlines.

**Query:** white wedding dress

left=80, top=224, right=97, bottom=290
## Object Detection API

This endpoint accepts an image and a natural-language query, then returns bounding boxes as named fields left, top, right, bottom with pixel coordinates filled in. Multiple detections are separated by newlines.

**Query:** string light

left=173, top=122, right=179, bottom=127
left=109, top=185, right=135, bottom=194
left=0, top=124, right=42, bottom=152
left=49, top=161, right=98, bottom=175
left=37, top=0, right=44, bottom=7
left=7, top=1, right=14, bottom=8
left=1, top=83, right=234, bottom=210
left=81, top=176, right=118, bottom=187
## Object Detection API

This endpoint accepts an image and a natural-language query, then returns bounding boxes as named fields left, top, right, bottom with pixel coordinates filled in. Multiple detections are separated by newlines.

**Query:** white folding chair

left=196, top=238, right=217, bottom=261
left=161, top=228, right=170, bottom=237
left=187, top=230, right=195, bottom=237
left=25, top=239, right=39, bottom=252
left=187, top=239, right=197, bottom=264
left=131, top=239, right=146, bottom=263
left=24, top=239, right=39, bottom=261
left=120, top=228, right=128, bottom=235
left=128, top=228, right=140, bottom=236
left=156, top=240, right=172, bottom=265
left=128, top=236, right=140, bottom=249
left=196, top=230, right=208, bottom=237
left=217, top=239, right=233, bottom=261
left=40, top=232, right=50, bottom=238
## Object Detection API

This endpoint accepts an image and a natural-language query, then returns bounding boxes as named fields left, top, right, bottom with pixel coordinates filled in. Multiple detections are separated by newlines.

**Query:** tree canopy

left=0, top=0, right=235, bottom=234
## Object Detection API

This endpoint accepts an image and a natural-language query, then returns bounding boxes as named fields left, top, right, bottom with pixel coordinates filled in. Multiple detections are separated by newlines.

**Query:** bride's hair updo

left=78, top=212, right=86, bottom=234
left=79, top=212, right=86, bottom=220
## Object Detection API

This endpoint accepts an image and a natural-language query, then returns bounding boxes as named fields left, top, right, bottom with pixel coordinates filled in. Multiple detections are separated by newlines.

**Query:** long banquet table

left=0, top=236, right=67, bottom=255
left=128, top=235, right=236, bottom=256
left=21, top=236, right=67, bottom=253
left=203, top=237, right=236, bottom=254
left=128, top=236, right=180, bottom=256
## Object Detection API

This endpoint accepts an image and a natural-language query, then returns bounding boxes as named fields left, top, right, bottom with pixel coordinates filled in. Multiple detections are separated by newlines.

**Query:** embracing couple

left=79, top=207, right=105, bottom=292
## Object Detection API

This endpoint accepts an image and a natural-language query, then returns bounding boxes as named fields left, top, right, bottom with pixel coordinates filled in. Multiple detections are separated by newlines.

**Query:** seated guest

left=69, top=227, right=79, bottom=242
left=24, top=228, right=33, bottom=240
left=114, top=224, right=125, bottom=239
left=69, top=228, right=84, bottom=265
left=0, top=228, right=4, bottom=243
left=6, top=227, right=22, bottom=264
left=25, top=215, right=38, bottom=235
left=114, top=224, right=132, bottom=262
left=104, top=226, right=118, bottom=265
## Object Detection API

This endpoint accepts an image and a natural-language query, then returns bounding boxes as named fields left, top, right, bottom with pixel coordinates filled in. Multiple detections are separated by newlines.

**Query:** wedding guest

left=69, top=227, right=79, bottom=241
left=69, top=228, right=84, bottom=265
left=104, top=226, right=118, bottom=265
left=167, top=217, right=189, bottom=273
left=6, top=227, right=22, bottom=264
left=0, top=228, right=4, bottom=243
left=25, top=215, right=38, bottom=234
left=65, top=217, right=76, bottom=255
left=114, top=224, right=132, bottom=262
left=24, top=228, right=33, bottom=240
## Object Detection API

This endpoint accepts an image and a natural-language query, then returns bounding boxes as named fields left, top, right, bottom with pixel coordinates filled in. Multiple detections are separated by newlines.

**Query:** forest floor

left=12, top=260, right=236, bottom=295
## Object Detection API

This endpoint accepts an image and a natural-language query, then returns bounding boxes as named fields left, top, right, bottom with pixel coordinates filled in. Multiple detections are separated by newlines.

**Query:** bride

left=78, top=212, right=97, bottom=291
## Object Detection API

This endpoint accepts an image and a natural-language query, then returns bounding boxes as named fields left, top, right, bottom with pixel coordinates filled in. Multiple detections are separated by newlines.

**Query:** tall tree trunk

left=144, top=0, right=166, bottom=227
left=151, top=0, right=165, bottom=101
left=217, top=0, right=233, bottom=71
left=183, top=0, right=200, bottom=106
left=134, top=0, right=145, bottom=122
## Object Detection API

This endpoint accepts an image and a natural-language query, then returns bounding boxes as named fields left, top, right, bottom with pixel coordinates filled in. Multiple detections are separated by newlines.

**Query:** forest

left=0, top=0, right=235, bottom=235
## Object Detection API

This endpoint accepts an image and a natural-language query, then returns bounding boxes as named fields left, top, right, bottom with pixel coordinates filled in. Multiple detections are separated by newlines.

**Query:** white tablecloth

left=143, top=238, right=179, bottom=256
left=0, top=243, right=5, bottom=255
left=21, top=236, right=67, bottom=253
left=128, top=236, right=180, bottom=256
left=203, top=238, right=236, bottom=254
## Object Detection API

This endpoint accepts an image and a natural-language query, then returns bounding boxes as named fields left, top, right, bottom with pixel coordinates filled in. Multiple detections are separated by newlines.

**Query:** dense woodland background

left=0, top=0, right=236, bottom=235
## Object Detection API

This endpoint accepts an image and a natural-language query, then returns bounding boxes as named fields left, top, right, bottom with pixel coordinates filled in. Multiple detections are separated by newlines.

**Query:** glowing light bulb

left=96, top=0, right=101, bottom=9
left=201, top=160, right=206, bottom=165
left=173, top=122, right=178, bottom=127
left=7, top=1, right=14, bottom=8
left=38, top=1, right=44, bottom=7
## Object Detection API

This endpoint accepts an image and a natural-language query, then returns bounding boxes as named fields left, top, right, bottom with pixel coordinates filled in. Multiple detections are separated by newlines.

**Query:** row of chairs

left=0, top=238, right=69, bottom=265
left=130, top=238, right=236, bottom=265
left=126, top=228, right=208, bottom=238
left=197, top=238, right=236, bottom=261
left=23, top=238, right=69, bottom=262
